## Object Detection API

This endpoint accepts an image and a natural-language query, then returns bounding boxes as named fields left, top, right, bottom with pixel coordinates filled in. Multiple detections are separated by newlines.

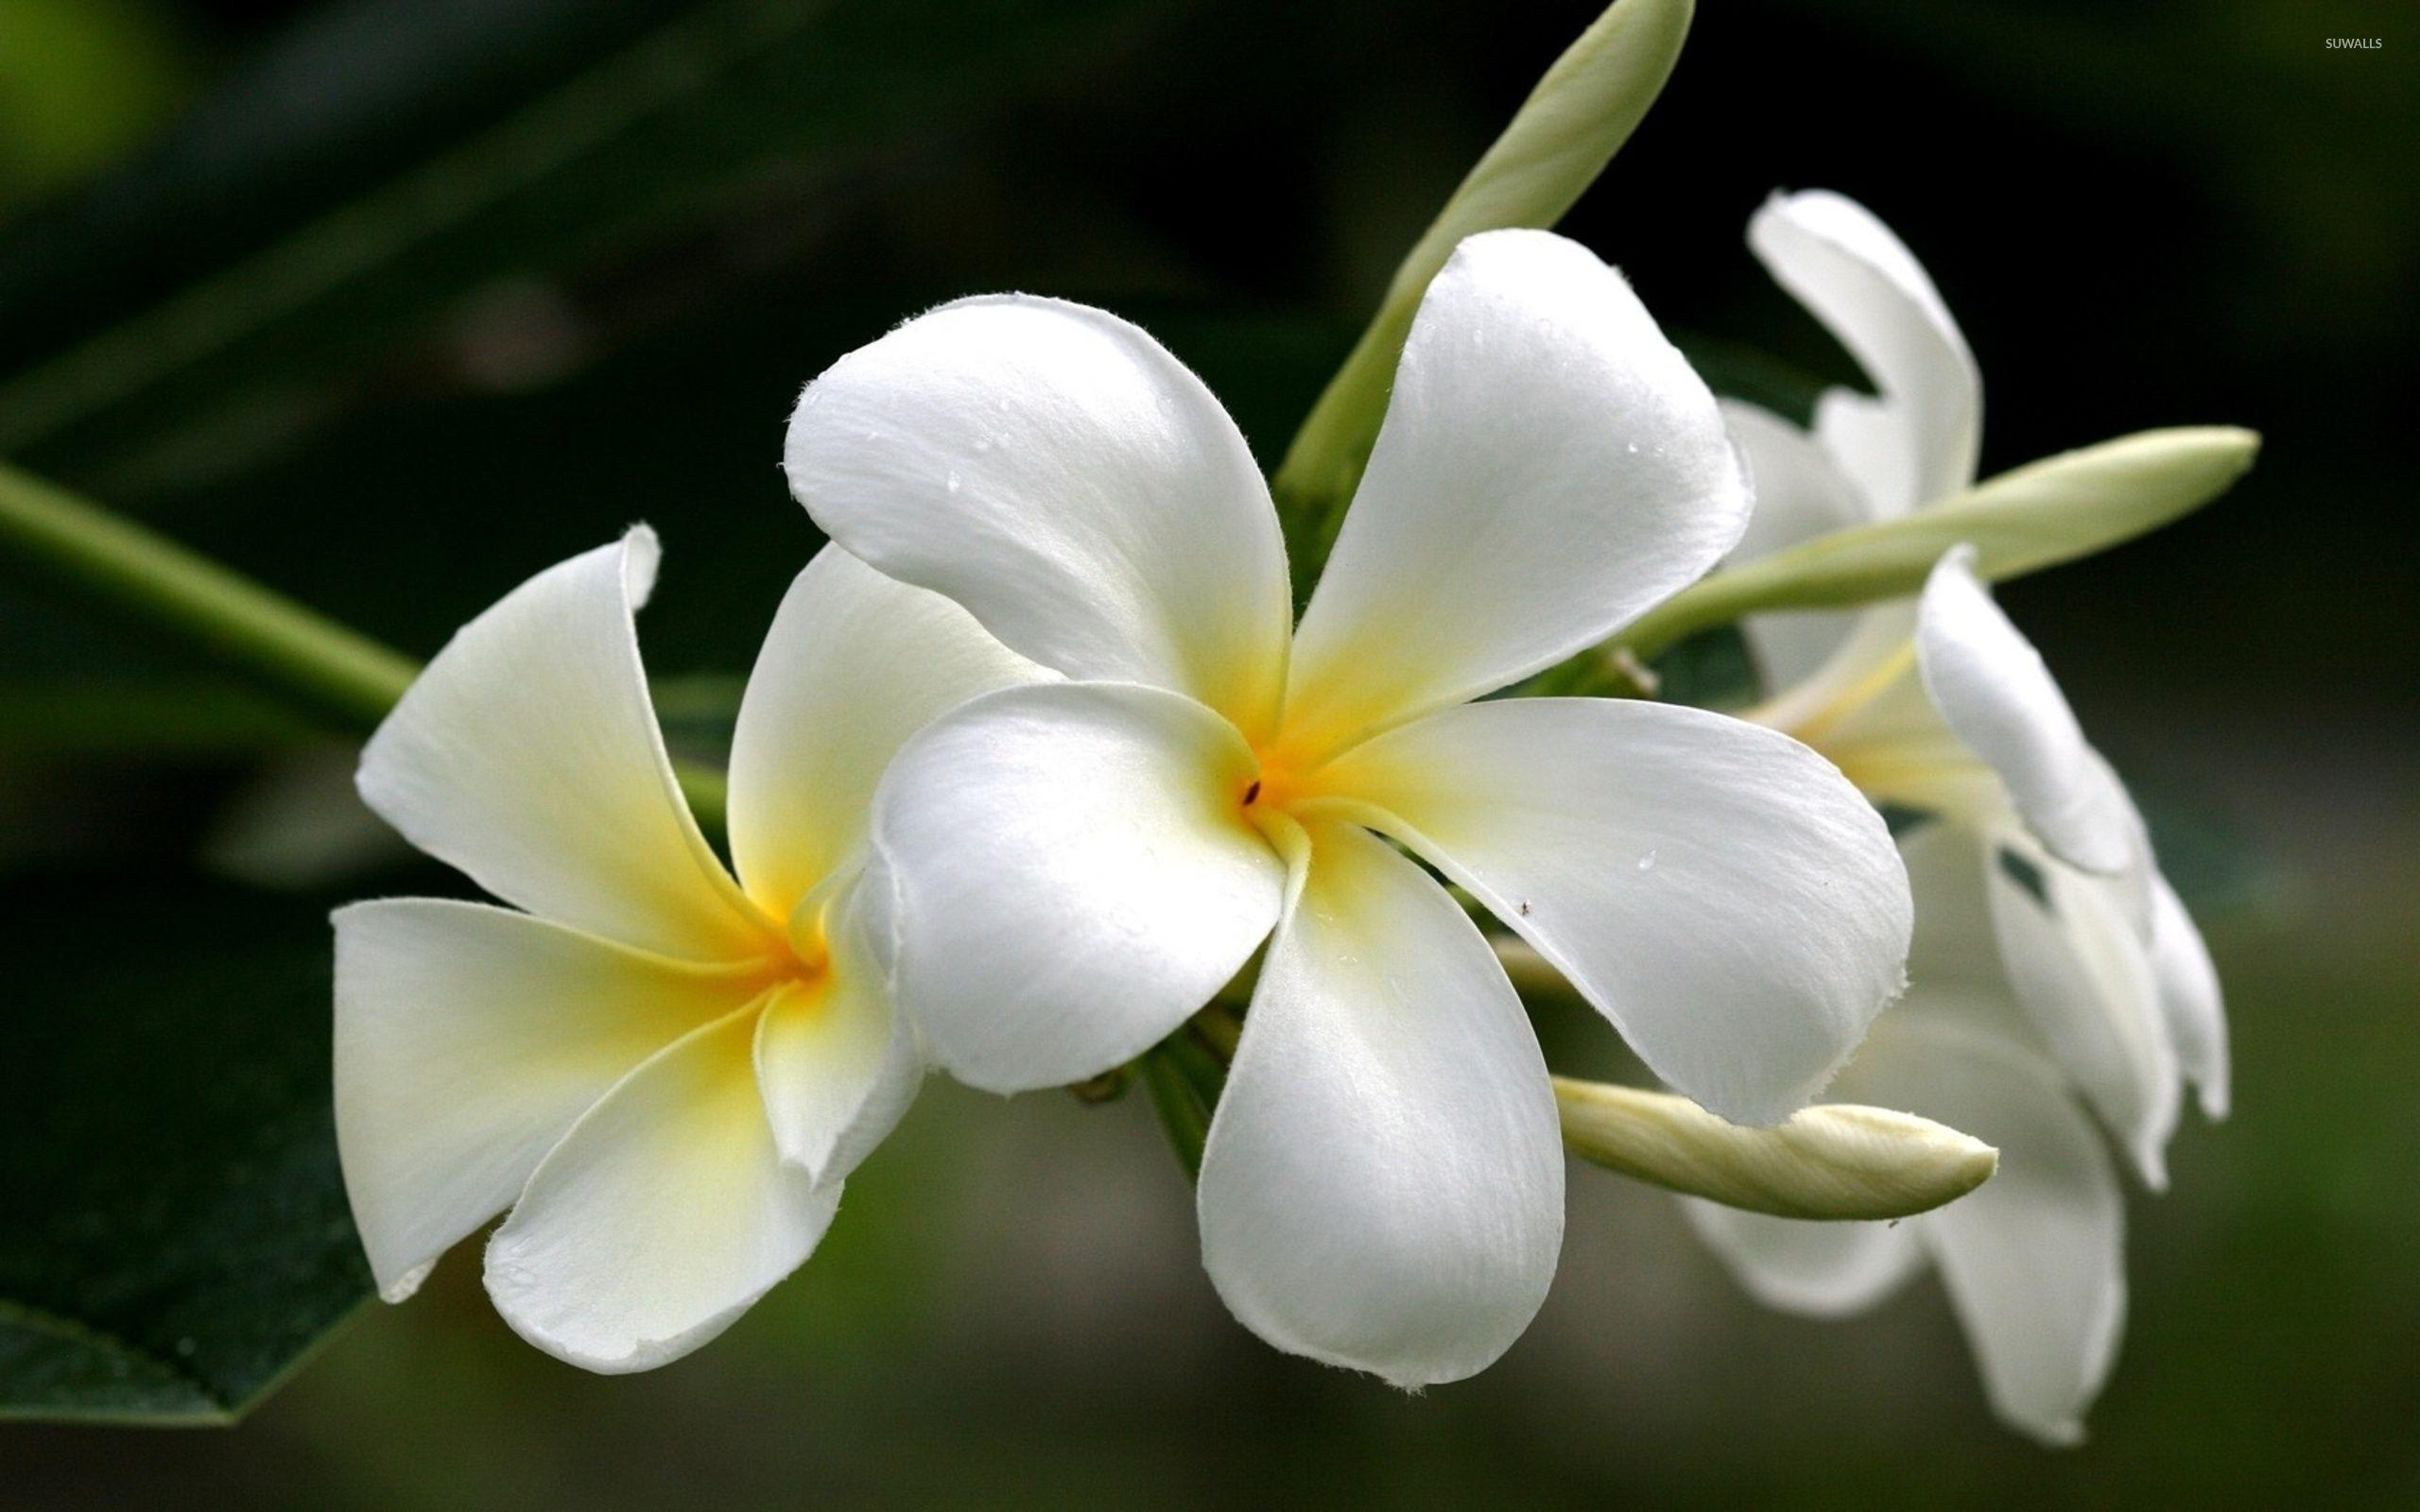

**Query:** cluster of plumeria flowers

left=1676, top=191, right=2226, bottom=1444
left=332, top=13, right=2243, bottom=1444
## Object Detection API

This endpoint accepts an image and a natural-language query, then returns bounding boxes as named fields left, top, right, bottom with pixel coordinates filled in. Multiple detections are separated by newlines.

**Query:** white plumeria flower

left=1687, top=824, right=2129, bottom=1446
left=334, top=528, right=1040, bottom=1371
left=1685, top=190, right=2229, bottom=1442
left=784, top=228, right=1914, bottom=1386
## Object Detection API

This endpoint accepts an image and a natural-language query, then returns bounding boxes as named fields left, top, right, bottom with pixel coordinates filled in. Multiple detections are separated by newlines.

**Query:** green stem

left=1187, top=1002, right=1243, bottom=1061
left=1135, top=1044, right=1210, bottom=1180
left=0, top=460, right=417, bottom=729
left=1586, top=582, right=1723, bottom=671
left=0, top=459, right=729, bottom=828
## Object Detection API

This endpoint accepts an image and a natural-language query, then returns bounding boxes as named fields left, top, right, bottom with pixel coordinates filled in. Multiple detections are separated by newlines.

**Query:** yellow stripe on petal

left=1199, top=818, right=1562, bottom=1388
left=357, top=529, right=771, bottom=963
left=1285, top=231, right=1748, bottom=755
left=751, top=881, right=922, bottom=1188
left=335, top=898, right=770, bottom=1302
left=726, top=545, right=1047, bottom=919
left=485, top=1003, right=838, bottom=1375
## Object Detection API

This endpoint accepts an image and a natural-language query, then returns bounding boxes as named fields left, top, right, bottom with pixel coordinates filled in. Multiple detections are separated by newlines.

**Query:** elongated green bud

left=1601, top=425, right=2258, bottom=664
left=1271, top=0, right=1693, bottom=540
left=1554, top=1076, right=1997, bottom=1220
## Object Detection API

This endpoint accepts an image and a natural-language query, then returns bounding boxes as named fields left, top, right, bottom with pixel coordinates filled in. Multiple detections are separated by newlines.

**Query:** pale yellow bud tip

left=1552, top=1076, right=1998, bottom=1221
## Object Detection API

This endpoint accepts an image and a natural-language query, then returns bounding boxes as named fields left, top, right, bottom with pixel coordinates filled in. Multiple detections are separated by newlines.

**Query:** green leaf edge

left=0, top=1294, right=371, bottom=1428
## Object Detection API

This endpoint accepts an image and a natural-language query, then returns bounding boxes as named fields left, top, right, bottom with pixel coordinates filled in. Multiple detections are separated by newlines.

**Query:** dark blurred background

left=1, top=0, right=2411, bottom=1504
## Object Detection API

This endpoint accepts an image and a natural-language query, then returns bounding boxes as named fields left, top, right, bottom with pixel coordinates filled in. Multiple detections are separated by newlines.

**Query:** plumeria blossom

left=1686, top=825, right=2133, bottom=1445
left=334, top=528, right=1040, bottom=1371
left=1684, top=190, right=2229, bottom=1442
left=784, top=228, right=1914, bottom=1386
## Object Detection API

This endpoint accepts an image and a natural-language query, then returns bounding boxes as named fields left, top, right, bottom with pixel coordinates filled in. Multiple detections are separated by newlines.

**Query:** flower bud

left=1553, top=1075, right=1997, bottom=1220
left=1270, top=0, right=1693, bottom=517
left=1609, top=425, right=2260, bottom=662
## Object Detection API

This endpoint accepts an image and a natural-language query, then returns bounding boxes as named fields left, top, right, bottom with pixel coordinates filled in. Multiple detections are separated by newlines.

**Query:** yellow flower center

left=725, top=894, right=835, bottom=1005
left=1231, top=729, right=1369, bottom=861
left=1240, top=742, right=1328, bottom=817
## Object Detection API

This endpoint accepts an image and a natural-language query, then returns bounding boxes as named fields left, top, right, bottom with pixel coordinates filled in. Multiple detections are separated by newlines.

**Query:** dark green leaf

left=0, top=870, right=367, bottom=1424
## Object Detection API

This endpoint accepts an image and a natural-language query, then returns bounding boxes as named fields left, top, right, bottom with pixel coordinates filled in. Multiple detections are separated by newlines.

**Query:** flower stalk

left=1135, top=1042, right=1212, bottom=1178
left=0, top=458, right=418, bottom=729
left=0, top=457, right=732, bottom=828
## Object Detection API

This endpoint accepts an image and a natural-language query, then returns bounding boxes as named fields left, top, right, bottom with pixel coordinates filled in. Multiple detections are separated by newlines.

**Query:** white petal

left=1685, top=1005, right=2126, bottom=1446
left=485, top=1005, right=839, bottom=1373
left=1680, top=1200, right=1924, bottom=1316
left=1868, top=1021, right=2126, bottom=1448
left=334, top=900, right=759, bottom=1302
left=1806, top=657, right=2009, bottom=833
left=1725, top=401, right=1877, bottom=560
left=1324, top=698, right=1910, bottom=1126
left=1711, top=827, right=2126, bottom=1441
left=1897, top=819, right=2019, bottom=1005
left=1916, top=547, right=2137, bottom=875
left=784, top=296, right=1290, bottom=730
left=725, top=545, right=1046, bottom=918
left=2101, top=763, right=2161, bottom=939
left=751, top=880, right=923, bottom=1187
left=1283, top=230, right=1749, bottom=750
left=1724, top=400, right=1876, bottom=696
left=1749, top=190, right=1981, bottom=512
left=1988, top=831, right=2182, bottom=1189
left=2148, top=874, right=2229, bottom=1119
left=1747, top=601, right=1927, bottom=762
left=869, top=680, right=1285, bottom=1092
left=1198, top=819, right=1563, bottom=1387
left=356, top=529, right=766, bottom=962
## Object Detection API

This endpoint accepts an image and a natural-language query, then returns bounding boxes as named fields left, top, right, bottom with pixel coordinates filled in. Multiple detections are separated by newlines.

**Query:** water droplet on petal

left=1636, top=850, right=1658, bottom=872
left=1624, top=441, right=1640, bottom=455
left=944, top=469, right=962, bottom=494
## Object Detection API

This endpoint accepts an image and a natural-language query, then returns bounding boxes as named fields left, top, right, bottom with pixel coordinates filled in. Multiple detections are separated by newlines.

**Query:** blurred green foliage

left=0, top=0, right=2411, bottom=1501
left=0, top=0, right=194, bottom=213
left=0, top=870, right=367, bottom=1423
